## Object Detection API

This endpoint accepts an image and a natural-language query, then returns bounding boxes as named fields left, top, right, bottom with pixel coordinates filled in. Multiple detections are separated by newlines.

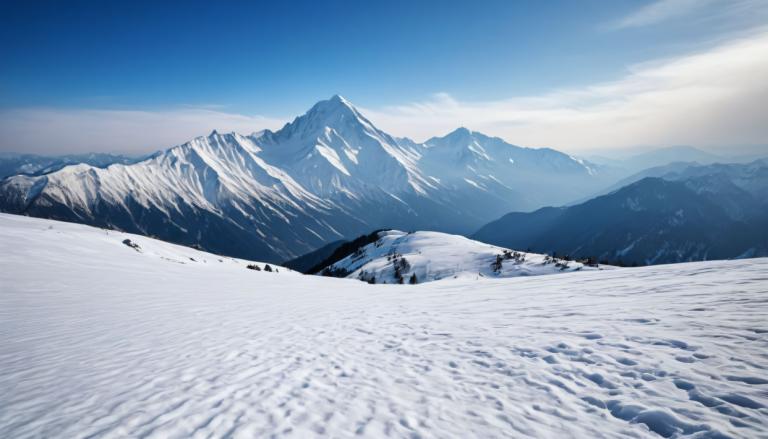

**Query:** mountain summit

left=0, top=96, right=610, bottom=262
left=256, top=96, right=427, bottom=197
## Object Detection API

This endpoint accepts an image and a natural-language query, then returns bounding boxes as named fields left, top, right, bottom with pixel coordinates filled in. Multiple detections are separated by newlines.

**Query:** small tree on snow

left=491, top=254, right=503, bottom=273
left=409, top=273, right=418, bottom=284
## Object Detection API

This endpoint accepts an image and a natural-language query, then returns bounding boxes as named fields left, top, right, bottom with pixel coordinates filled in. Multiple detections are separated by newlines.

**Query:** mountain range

left=0, top=95, right=614, bottom=262
left=0, top=152, right=141, bottom=179
left=473, top=160, right=768, bottom=265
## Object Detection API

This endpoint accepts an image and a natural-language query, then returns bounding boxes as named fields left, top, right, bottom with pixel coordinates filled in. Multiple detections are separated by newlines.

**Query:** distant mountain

left=0, top=95, right=616, bottom=262
left=0, top=152, right=141, bottom=179
left=606, top=160, right=768, bottom=218
left=622, top=146, right=723, bottom=172
left=419, top=127, right=612, bottom=208
left=473, top=161, right=768, bottom=265
left=582, top=146, right=725, bottom=172
left=316, top=230, right=607, bottom=284
left=594, top=161, right=700, bottom=196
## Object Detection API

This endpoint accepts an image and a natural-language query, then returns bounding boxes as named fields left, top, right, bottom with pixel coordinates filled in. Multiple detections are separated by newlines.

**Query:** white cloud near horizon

left=0, top=108, right=287, bottom=155
left=362, top=29, right=768, bottom=154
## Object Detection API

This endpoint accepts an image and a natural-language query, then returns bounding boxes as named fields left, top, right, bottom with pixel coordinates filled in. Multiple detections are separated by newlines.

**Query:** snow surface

left=2, top=214, right=768, bottom=438
left=324, top=230, right=608, bottom=283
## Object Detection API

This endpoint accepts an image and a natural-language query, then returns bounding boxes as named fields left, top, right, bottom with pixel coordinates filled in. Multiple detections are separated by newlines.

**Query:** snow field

left=1, top=214, right=767, bottom=438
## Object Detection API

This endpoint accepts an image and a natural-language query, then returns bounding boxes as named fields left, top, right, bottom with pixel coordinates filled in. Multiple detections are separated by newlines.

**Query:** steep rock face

left=0, top=96, right=608, bottom=262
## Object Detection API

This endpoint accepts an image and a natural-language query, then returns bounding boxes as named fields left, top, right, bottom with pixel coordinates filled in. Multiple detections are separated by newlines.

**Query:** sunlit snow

left=1, top=214, right=766, bottom=438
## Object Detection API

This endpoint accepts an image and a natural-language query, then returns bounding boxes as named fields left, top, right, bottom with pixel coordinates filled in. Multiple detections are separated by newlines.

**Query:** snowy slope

left=321, top=230, right=608, bottom=283
left=2, top=213, right=767, bottom=438
left=0, top=96, right=610, bottom=262
left=0, top=213, right=294, bottom=274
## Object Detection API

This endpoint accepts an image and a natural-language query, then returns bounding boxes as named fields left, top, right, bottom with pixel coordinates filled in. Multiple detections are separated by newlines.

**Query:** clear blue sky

left=1, top=0, right=766, bottom=154
left=0, top=0, right=735, bottom=112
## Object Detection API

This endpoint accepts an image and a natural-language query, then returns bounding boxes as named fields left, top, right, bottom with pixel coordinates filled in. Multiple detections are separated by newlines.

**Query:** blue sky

left=1, top=0, right=767, bottom=154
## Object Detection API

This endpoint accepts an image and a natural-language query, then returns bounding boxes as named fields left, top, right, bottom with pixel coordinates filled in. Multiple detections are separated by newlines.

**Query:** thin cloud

left=361, top=30, right=768, bottom=153
left=0, top=108, right=286, bottom=155
left=612, top=0, right=715, bottom=29
left=609, top=0, right=767, bottom=30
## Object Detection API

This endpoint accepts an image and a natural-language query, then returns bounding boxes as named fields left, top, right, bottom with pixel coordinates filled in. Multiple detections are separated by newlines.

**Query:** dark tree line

left=491, top=250, right=526, bottom=273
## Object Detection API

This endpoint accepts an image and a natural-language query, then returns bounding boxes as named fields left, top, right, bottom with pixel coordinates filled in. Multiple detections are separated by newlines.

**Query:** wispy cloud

left=609, top=0, right=767, bottom=30
left=362, top=30, right=768, bottom=153
left=612, top=0, right=715, bottom=29
left=0, top=108, right=286, bottom=155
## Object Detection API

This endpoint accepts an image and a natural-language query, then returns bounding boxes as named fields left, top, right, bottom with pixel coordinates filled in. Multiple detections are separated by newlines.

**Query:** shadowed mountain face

left=0, top=95, right=614, bottom=262
left=473, top=161, right=768, bottom=265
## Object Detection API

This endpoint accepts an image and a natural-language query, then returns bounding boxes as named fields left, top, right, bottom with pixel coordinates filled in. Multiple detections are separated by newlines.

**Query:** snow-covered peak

left=322, top=230, right=609, bottom=284
left=426, top=127, right=494, bottom=147
left=440, top=126, right=473, bottom=140
left=269, top=95, right=374, bottom=143
left=423, top=128, right=505, bottom=166
left=418, top=125, right=603, bottom=203
left=328, top=93, right=351, bottom=105
left=255, top=96, right=431, bottom=196
left=309, top=94, right=356, bottom=117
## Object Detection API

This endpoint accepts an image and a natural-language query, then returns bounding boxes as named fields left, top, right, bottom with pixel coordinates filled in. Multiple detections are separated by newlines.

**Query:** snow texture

left=1, top=213, right=767, bottom=438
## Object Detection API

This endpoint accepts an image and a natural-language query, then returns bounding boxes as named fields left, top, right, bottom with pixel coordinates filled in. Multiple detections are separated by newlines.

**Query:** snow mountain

left=316, top=230, right=607, bottom=284
left=421, top=127, right=604, bottom=208
left=0, top=95, right=610, bottom=262
left=256, top=95, right=431, bottom=197
left=0, top=131, right=344, bottom=262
